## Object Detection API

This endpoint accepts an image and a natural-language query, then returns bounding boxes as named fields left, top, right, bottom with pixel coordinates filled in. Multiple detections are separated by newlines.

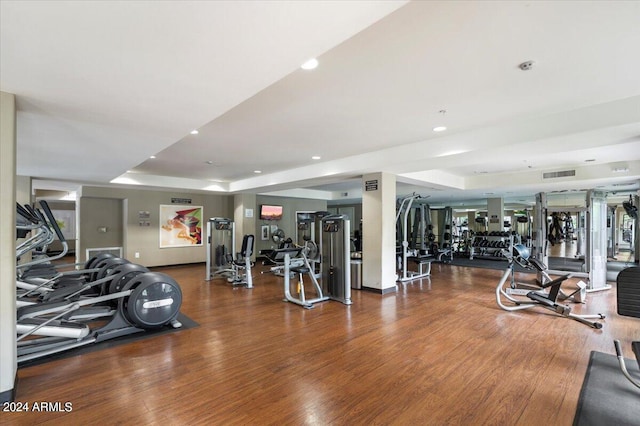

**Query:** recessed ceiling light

left=149, top=155, right=156, bottom=159
left=433, top=126, right=447, bottom=132
left=312, top=156, right=321, bottom=160
left=190, top=129, right=199, bottom=135
left=585, top=159, right=596, bottom=162
left=205, top=160, right=213, bottom=165
left=254, top=170, right=262, bottom=174
left=301, top=58, right=318, bottom=70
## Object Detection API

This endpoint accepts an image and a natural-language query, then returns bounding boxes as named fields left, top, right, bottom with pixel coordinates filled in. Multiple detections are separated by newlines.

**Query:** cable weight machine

left=320, top=214, right=352, bottom=305
left=205, top=218, right=235, bottom=280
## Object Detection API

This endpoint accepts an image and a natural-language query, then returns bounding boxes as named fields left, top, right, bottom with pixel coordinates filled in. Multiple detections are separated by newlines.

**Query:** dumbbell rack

left=469, top=232, right=514, bottom=260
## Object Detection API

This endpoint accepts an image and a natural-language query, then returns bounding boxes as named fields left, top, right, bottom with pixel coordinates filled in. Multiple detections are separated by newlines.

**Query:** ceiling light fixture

left=612, top=167, right=629, bottom=173
left=585, top=159, right=596, bottom=162
left=433, top=109, right=447, bottom=132
left=190, top=130, right=199, bottom=135
left=312, top=156, right=321, bottom=160
left=519, top=60, right=534, bottom=71
left=254, top=170, right=262, bottom=174
left=149, top=155, right=156, bottom=159
left=205, top=160, right=213, bottom=165
left=301, top=58, right=318, bottom=70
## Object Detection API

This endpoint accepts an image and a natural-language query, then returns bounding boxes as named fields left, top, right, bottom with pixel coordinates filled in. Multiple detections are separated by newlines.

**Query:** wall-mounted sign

left=365, top=180, right=378, bottom=191
left=171, top=198, right=192, bottom=204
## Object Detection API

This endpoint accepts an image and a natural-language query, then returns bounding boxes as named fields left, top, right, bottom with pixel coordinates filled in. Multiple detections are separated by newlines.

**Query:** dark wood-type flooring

left=5, top=261, right=639, bottom=425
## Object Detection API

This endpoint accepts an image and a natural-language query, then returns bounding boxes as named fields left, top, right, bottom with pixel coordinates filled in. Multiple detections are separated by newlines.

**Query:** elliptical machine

left=17, top=270, right=183, bottom=364
left=495, top=244, right=605, bottom=328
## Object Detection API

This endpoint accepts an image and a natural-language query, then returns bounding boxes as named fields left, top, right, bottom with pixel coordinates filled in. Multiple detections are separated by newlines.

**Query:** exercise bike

left=495, top=244, right=605, bottom=329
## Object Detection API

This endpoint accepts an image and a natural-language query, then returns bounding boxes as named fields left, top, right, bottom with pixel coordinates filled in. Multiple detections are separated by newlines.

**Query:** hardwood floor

left=6, top=261, right=639, bottom=425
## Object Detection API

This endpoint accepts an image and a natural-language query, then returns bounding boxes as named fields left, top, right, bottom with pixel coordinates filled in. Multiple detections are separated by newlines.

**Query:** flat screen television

left=260, top=204, right=283, bottom=221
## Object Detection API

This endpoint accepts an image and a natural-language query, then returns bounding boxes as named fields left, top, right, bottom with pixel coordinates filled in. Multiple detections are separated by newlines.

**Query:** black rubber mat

left=573, top=351, right=640, bottom=426
left=18, top=312, right=198, bottom=369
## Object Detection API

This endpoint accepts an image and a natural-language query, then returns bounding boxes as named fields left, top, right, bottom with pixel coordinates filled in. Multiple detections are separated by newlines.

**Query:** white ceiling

left=2, top=1, right=640, bottom=208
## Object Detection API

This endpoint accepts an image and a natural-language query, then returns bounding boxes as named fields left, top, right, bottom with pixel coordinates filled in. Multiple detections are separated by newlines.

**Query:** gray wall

left=79, top=186, right=233, bottom=267
left=75, top=187, right=326, bottom=265
left=79, top=197, right=123, bottom=257
left=255, top=195, right=327, bottom=254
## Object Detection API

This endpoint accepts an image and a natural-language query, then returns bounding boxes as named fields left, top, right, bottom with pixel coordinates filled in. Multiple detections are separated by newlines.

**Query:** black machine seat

left=528, top=257, right=548, bottom=272
left=264, top=247, right=302, bottom=264
left=291, top=266, right=311, bottom=274
left=229, top=234, right=255, bottom=266
left=616, top=266, right=640, bottom=371
left=617, top=266, right=640, bottom=318
left=408, top=256, right=434, bottom=265
left=527, top=274, right=571, bottom=304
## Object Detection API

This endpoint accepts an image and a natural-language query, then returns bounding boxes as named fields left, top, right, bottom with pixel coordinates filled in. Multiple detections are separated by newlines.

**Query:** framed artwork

left=159, top=205, right=203, bottom=248
left=261, top=225, right=269, bottom=240
left=51, top=209, right=76, bottom=240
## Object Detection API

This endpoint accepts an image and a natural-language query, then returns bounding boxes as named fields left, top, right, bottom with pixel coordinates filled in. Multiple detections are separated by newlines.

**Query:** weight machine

left=320, top=214, right=352, bottom=305
left=225, top=234, right=255, bottom=288
left=514, top=211, right=533, bottom=248
left=205, top=218, right=235, bottom=280
left=396, top=194, right=434, bottom=282
left=430, top=206, right=454, bottom=263
left=277, top=247, right=329, bottom=309
left=295, top=210, right=327, bottom=264
left=533, top=191, right=610, bottom=292
left=620, top=195, right=639, bottom=262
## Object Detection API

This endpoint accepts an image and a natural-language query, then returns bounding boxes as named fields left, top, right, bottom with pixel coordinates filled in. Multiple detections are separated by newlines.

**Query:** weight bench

left=398, top=255, right=433, bottom=282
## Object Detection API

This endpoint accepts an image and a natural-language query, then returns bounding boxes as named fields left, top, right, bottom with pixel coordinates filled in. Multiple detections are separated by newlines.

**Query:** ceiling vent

left=543, top=170, right=576, bottom=179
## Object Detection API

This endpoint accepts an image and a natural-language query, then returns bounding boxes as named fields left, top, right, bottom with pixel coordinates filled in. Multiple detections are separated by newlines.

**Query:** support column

left=234, top=193, right=256, bottom=260
left=0, top=92, right=17, bottom=402
left=467, top=211, right=476, bottom=232
left=362, top=172, right=396, bottom=293
left=487, top=197, right=504, bottom=233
